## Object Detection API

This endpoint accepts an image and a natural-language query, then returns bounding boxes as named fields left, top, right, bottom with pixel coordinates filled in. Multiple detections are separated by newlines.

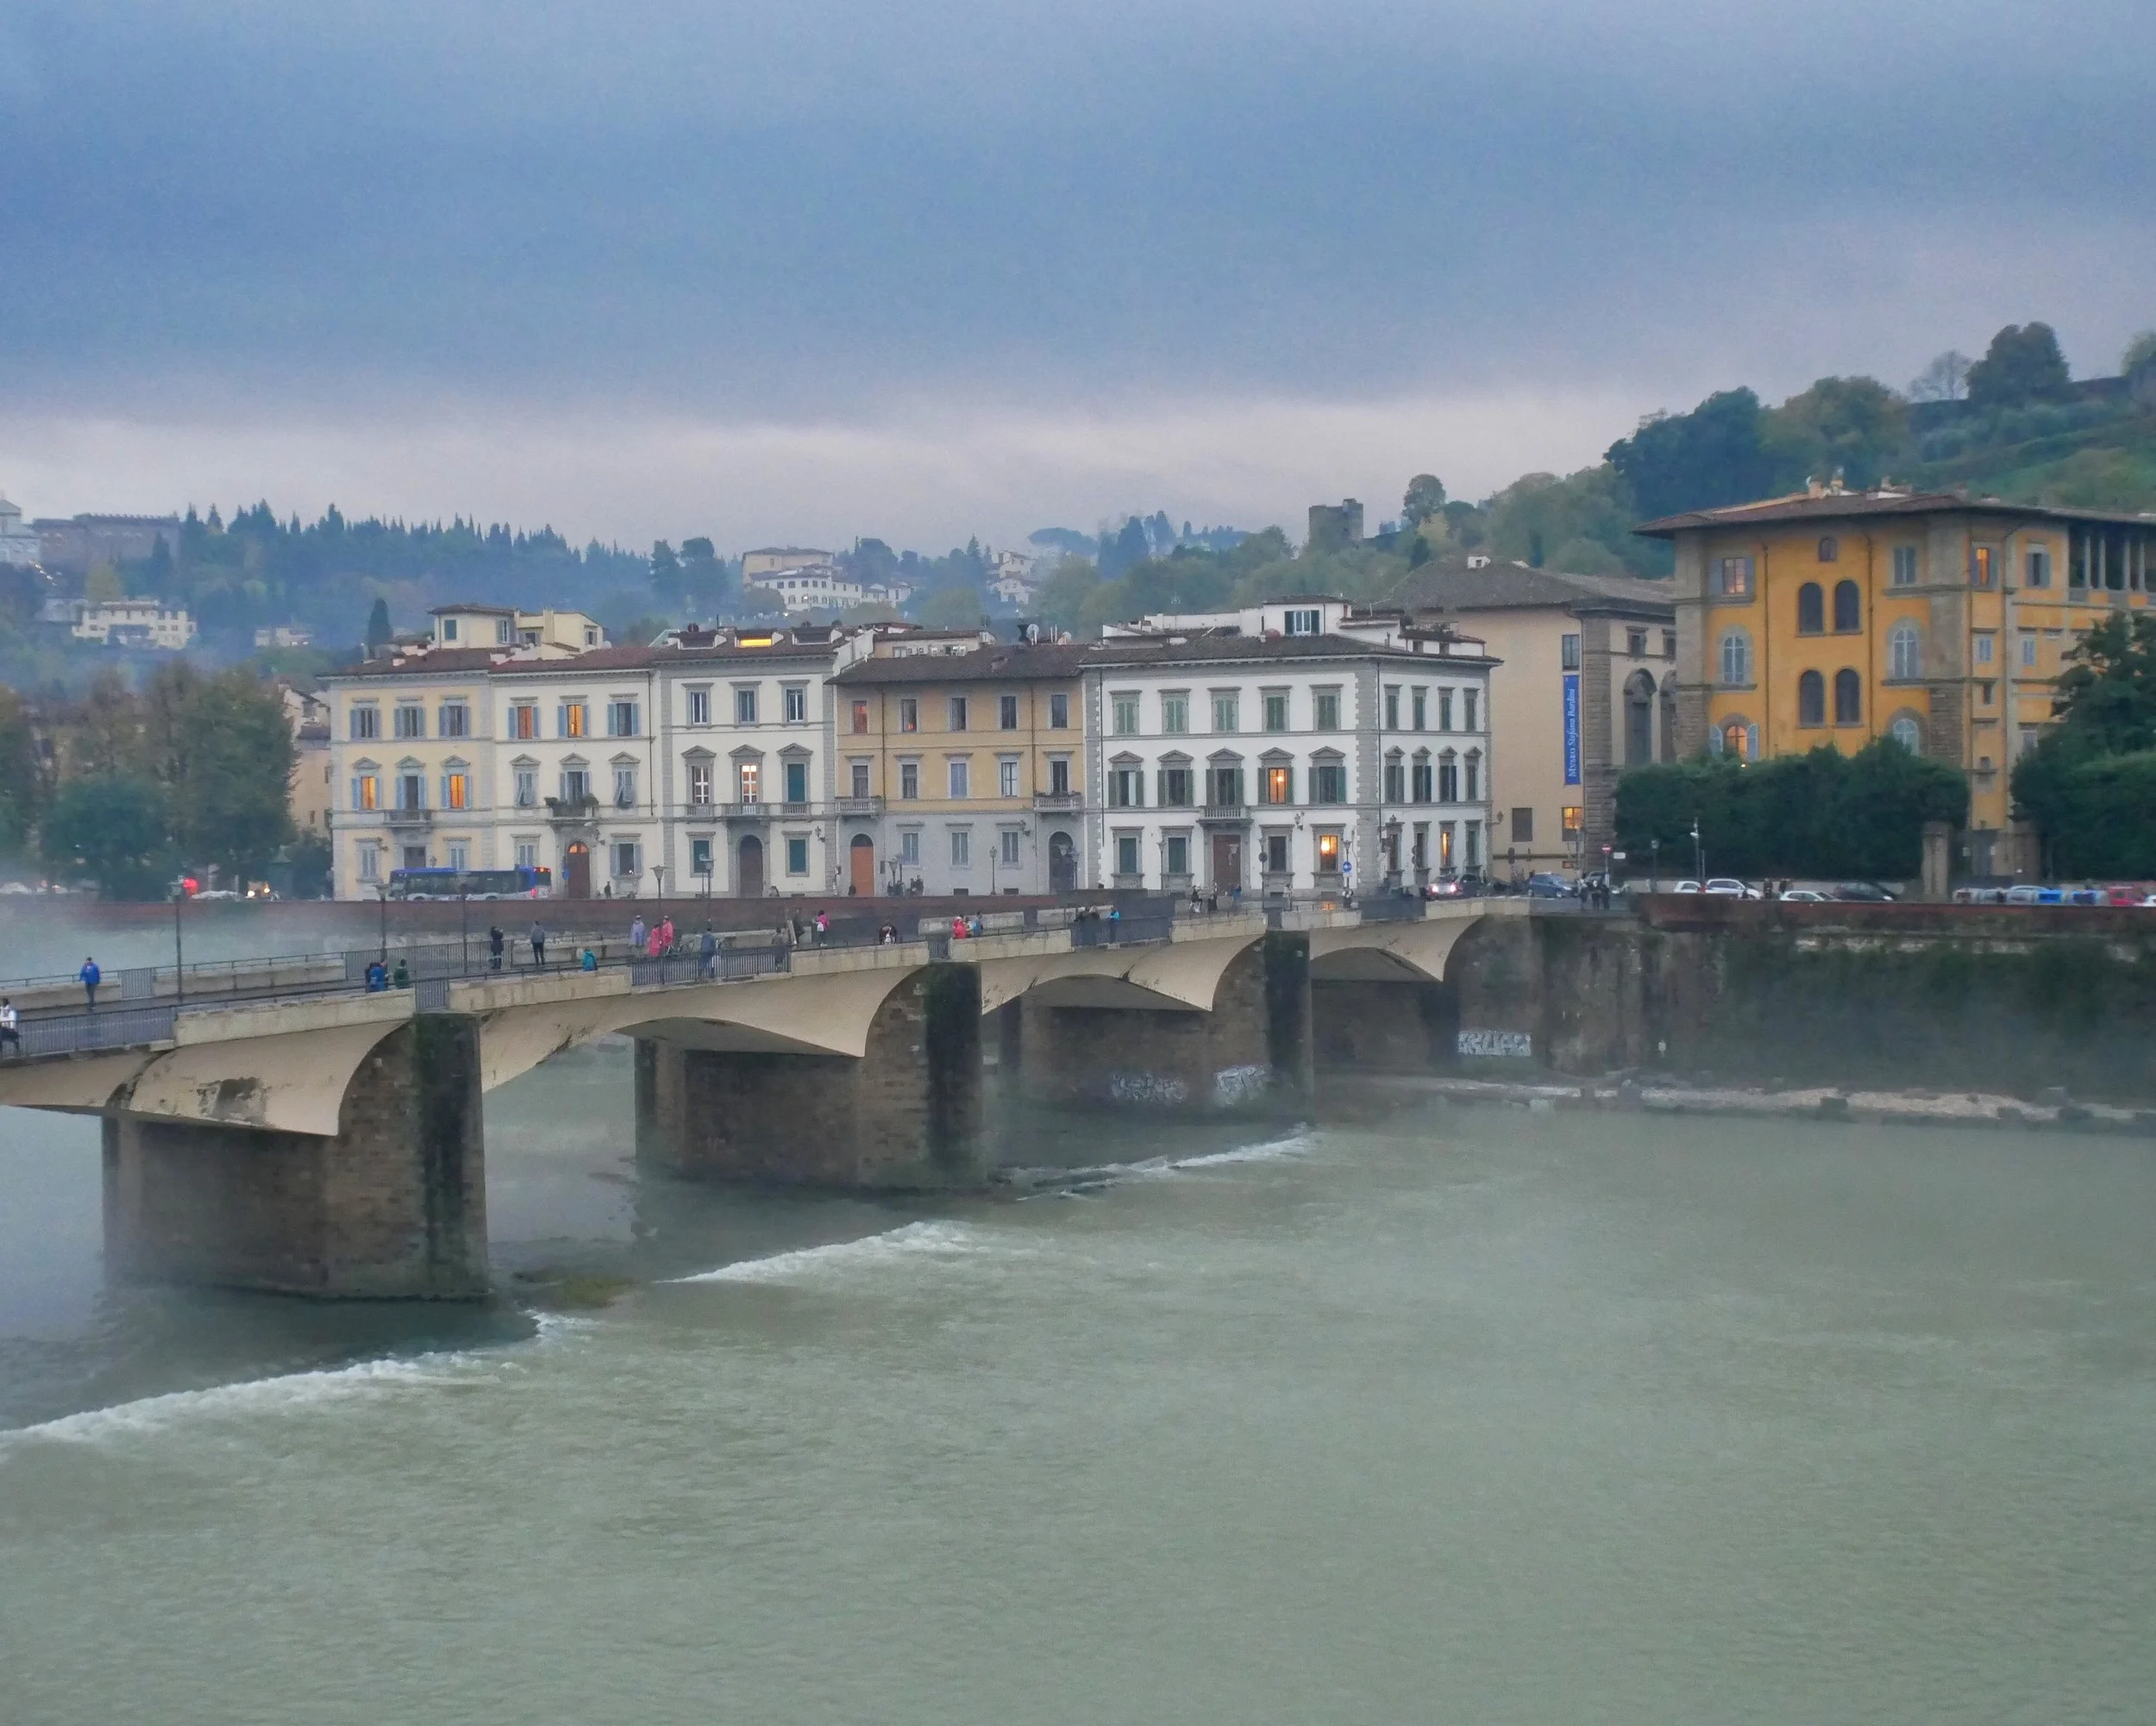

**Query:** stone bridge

left=0, top=900, right=1527, bottom=1300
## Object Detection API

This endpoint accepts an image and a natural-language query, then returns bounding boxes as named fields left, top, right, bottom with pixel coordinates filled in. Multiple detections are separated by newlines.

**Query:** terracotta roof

left=1633, top=489, right=2156, bottom=538
left=1085, top=631, right=1492, bottom=668
left=833, top=643, right=1093, bottom=685
left=325, top=637, right=843, bottom=681
left=1394, top=560, right=1677, bottom=617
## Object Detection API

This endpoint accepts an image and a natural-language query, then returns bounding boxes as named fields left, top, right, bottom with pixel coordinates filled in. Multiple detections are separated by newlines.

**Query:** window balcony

left=385, top=807, right=433, bottom=828
left=1200, top=803, right=1250, bottom=825
left=1032, top=790, right=1084, bottom=812
left=837, top=794, right=883, bottom=817
left=544, top=794, right=599, bottom=824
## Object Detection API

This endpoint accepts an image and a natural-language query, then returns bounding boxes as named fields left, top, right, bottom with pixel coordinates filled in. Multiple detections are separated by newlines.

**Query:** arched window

left=1889, top=712, right=1923, bottom=755
left=1818, top=536, right=1839, bottom=562
left=1796, top=582, right=1824, bottom=634
left=1833, top=580, right=1861, bottom=632
left=1719, top=629, right=1752, bottom=686
left=1833, top=668, right=1862, bottom=725
left=1797, top=670, right=1825, bottom=726
left=1719, top=719, right=1755, bottom=761
left=1889, top=621, right=1921, bottom=680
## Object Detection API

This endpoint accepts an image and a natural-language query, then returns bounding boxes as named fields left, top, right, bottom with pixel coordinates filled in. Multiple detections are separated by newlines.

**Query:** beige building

left=279, top=684, right=335, bottom=843
left=425, top=604, right=605, bottom=656
left=71, top=598, right=197, bottom=650
left=1397, top=561, right=1677, bottom=874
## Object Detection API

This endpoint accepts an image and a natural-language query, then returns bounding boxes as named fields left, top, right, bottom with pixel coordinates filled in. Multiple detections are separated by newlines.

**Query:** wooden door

left=563, top=842, right=592, bottom=899
left=1048, top=831, right=1076, bottom=893
left=736, top=834, right=765, bottom=899
left=1210, top=832, right=1242, bottom=891
left=849, top=834, right=875, bottom=895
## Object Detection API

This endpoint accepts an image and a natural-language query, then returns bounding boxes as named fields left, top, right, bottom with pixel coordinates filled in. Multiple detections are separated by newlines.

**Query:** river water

left=3, top=1048, right=2153, bottom=1723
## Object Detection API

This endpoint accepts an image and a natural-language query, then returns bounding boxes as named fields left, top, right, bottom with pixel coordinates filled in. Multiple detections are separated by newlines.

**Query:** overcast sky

left=3, top=0, right=2151, bottom=550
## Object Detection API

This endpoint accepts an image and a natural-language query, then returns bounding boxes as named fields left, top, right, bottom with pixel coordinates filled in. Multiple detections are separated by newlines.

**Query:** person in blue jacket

left=79, top=957, right=101, bottom=1010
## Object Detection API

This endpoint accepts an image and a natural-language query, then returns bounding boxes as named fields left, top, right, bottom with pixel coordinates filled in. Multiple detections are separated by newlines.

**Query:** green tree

left=365, top=596, right=392, bottom=654
left=1765, top=376, right=1908, bottom=488
left=2125, top=331, right=2156, bottom=380
left=1401, top=474, right=1447, bottom=527
left=170, top=671, right=294, bottom=883
left=42, top=775, right=172, bottom=900
left=649, top=539, right=681, bottom=598
left=1907, top=350, right=1971, bottom=403
left=1033, top=557, right=1102, bottom=634
left=918, top=587, right=986, bottom=630
left=0, top=686, right=43, bottom=855
left=1965, top=323, right=2071, bottom=411
left=1606, top=388, right=1778, bottom=522
left=84, top=562, right=126, bottom=603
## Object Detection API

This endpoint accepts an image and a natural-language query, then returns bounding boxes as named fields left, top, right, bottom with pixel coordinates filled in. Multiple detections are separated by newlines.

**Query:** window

left=897, top=828, right=921, bottom=865
left=1464, top=750, right=1481, bottom=802
left=1048, top=756, right=1070, bottom=795
left=1263, top=832, right=1289, bottom=874
left=561, top=768, right=590, bottom=804
left=1411, top=824, right=1427, bottom=869
left=1208, top=765, right=1243, bottom=807
left=447, top=842, right=469, bottom=873
left=1511, top=807, right=1534, bottom=844
left=511, top=701, right=538, bottom=739
left=686, top=689, right=711, bottom=726
left=689, top=837, right=712, bottom=879
left=1412, top=758, right=1432, bottom=802
left=948, top=758, right=969, bottom=799
left=1892, top=546, right=1918, bottom=587
left=687, top=763, right=711, bottom=806
left=998, top=756, right=1019, bottom=798
left=402, top=844, right=429, bottom=872
left=1284, top=607, right=1320, bottom=637
left=1384, top=755, right=1406, bottom=801
left=1114, top=833, right=1140, bottom=877
left=1626, top=628, right=1647, bottom=657
left=784, top=686, right=807, bottom=723
left=1798, top=669, right=1826, bottom=726
left=1818, top=536, right=1839, bottom=563
left=395, top=704, right=425, bottom=739
left=1662, top=630, right=1677, bottom=658
left=1263, top=692, right=1288, bottom=732
left=552, top=700, right=585, bottom=740
left=1833, top=668, right=1862, bottom=725
left=353, top=773, right=378, bottom=811
left=786, top=836, right=809, bottom=876
left=1438, top=824, right=1455, bottom=870
left=784, top=760, right=809, bottom=804
left=439, top=701, right=470, bottom=737
left=1714, top=555, right=1754, bottom=598
left=1109, top=767, right=1143, bottom=808
left=1438, top=689, right=1454, bottom=731
left=1160, top=765, right=1193, bottom=807
left=613, top=767, right=636, bottom=808
left=1314, top=832, right=1341, bottom=874
left=1463, top=691, right=1478, bottom=731
left=608, top=700, right=639, bottom=737
left=1384, top=687, right=1401, bottom=729
left=1797, top=582, right=1824, bottom=634
left=999, top=694, right=1019, bottom=730
left=1262, top=764, right=1292, bottom=806
left=850, top=699, right=870, bottom=734
left=1000, top=828, right=1021, bottom=868
left=1438, top=754, right=1458, bottom=802
left=1561, top=632, right=1581, bottom=670
left=1890, top=713, right=1923, bottom=754
left=899, top=760, right=919, bottom=800
left=899, top=697, right=918, bottom=732
left=2026, top=548, right=2052, bottom=588
left=1833, top=581, right=1861, bottom=633
left=441, top=617, right=458, bottom=642
left=517, top=841, right=540, bottom=871
left=735, top=687, right=758, bottom=725
left=358, top=843, right=380, bottom=883
left=444, top=770, right=469, bottom=811
left=850, top=760, right=871, bottom=798
left=2021, top=635, right=2038, bottom=668
left=950, top=828, right=971, bottom=868
left=949, top=696, right=969, bottom=731
left=1974, top=634, right=1995, bottom=666
left=1971, top=546, right=1996, bottom=588
left=514, top=768, right=536, bottom=807
left=349, top=705, right=379, bottom=740
left=398, top=772, right=425, bottom=810
left=1562, top=806, right=1583, bottom=836
left=1719, top=629, right=1752, bottom=686
left=1164, top=832, right=1188, bottom=876
left=1213, top=693, right=1239, bottom=732
left=1714, top=721, right=1757, bottom=761
left=1465, top=821, right=1482, bottom=867
left=737, top=762, right=761, bottom=804
left=611, top=841, right=639, bottom=879
left=1313, top=762, right=1346, bottom=803
left=1411, top=689, right=1426, bottom=729
left=1049, top=692, right=1069, bottom=729
left=1313, top=690, right=1340, bottom=731
left=1162, top=693, right=1188, bottom=734
left=1112, top=693, right=1139, bottom=735
left=1889, top=621, right=1921, bottom=680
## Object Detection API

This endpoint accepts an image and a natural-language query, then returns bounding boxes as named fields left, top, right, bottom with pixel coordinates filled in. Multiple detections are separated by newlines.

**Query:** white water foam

left=1018, top=1129, right=1318, bottom=1191
left=670, top=1221, right=993, bottom=1285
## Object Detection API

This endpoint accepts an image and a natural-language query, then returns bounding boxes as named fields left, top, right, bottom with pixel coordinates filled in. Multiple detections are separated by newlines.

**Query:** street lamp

left=169, top=877, right=187, bottom=1007
left=376, top=882, right=389, bottom=963
left=1649, top=837, right=1660, bottom=893
left=652, top=863, right=666, bottom=918
left=1690, top=819, right=1703, bottom=884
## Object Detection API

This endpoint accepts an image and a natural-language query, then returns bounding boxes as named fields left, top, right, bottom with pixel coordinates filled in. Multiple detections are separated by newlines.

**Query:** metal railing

left=5, top=1003, right=178, bottom=1060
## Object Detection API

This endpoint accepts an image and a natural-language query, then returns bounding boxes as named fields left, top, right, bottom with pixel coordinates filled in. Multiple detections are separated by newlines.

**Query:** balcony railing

left=1032, top=790, right=1083, bottom=812
left=544, top=794, right=599, bottom=822
left=837, top=794, right=883, bottom=817
left=385, top=807, right=433, bottom=827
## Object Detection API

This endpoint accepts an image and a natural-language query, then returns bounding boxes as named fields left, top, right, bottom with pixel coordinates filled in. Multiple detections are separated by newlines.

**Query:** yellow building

left=1641, top=486, right=2156, bottom=876
left=830, top=639, right=1089, bottom=894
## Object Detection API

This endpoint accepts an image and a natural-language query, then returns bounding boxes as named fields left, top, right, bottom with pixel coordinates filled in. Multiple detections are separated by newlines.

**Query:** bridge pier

left=102, top=1015, right=489, bottom=1299
left=636, top=963, right=987, bottom=1188
left=1311, top=978, right=1457, bottom=1072
left=1010, top=932, right=1312, bottom=1114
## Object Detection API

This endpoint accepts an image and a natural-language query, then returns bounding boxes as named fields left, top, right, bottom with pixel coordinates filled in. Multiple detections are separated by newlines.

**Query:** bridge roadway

left=0, top=899, right=1525, bottom=1300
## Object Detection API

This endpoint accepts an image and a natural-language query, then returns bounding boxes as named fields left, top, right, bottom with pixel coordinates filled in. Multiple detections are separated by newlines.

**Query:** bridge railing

left=5, top=1002, right=179, bottom=1059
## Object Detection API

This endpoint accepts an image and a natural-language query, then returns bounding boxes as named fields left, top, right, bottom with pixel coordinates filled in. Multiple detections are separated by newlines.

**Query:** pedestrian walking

left=0, top=997, right=20, bottom=1057
left=646, top=922, right=665, bottom=958
left=79, top=957, right=100, bottom=1010
left=660, top=916, right=676, bottom=952
left=699, top=925, right=718, bottom=978
left=815, top=909, right=829, bottom=943
left=488, top=925, right=505, bottom=971
left=530, top=920, right=548, bottom=966
left=366, top=959, right=388, bottom=992
left=630, top=914, right=647, bottom=953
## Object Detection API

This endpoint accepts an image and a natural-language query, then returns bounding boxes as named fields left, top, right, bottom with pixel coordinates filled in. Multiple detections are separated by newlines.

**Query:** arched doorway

left=737, top=834, right=765, bottom=899
left=1048, top=830, right=1076, bottom=893
left=563, top=842, right=592, bottom=899
left=849, top=833, right=875, bottom=895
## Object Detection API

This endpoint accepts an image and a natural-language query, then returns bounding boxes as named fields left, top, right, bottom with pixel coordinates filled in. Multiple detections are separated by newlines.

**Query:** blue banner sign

left=1563, top=673, right=1581, bottom=786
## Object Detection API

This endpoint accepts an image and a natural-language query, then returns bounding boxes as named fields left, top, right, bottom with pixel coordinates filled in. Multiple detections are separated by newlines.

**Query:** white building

left=741, top=547, right=835, bottom=582
left=1081, top=599, right=1497, bottom=894
left=745, top=568, right=866, bottom=613
left=0, top=494, right=41, bottom=568
left=72, top=599, right=197, bottom=650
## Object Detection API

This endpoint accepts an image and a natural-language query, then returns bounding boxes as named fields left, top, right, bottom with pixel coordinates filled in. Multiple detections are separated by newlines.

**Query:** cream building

left=72, top=599, right=197, bottom=650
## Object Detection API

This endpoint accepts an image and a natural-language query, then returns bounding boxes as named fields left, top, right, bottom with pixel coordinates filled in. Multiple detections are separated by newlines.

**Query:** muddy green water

left=3, top=1049, right=2153, bottom=1723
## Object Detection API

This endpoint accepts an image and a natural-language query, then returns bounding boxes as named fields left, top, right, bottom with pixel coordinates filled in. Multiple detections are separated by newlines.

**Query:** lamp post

left=376, top=882, right=389, bottom=963
left=459, top=888, right=470, bottom=976
left=1690, top=819, right=1703, bottom=884
left=169, top=878, right=186, bottom=1007
left=1649, top=837, right=1660, bottom=893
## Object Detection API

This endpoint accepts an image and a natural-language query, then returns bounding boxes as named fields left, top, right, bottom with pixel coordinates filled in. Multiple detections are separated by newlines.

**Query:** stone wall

left=637, top=963, right=986, bottom=1187
left=1311, top=979, right=1453, bottom=1072
left=103, top=1014, right=488, bottom=1297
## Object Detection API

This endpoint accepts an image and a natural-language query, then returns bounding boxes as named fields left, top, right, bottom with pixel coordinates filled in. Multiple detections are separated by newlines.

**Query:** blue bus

left=386, top=865, right=554, bottom=901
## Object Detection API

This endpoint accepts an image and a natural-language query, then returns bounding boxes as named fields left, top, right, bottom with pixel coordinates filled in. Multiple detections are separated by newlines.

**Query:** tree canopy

left=2010, top=612, right=2156, bottom=876
left=1965, top=323, right=2071, bottom=411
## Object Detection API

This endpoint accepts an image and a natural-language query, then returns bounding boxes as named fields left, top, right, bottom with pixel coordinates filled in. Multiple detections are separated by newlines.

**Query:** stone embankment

left=1343, top=1074, right=2156, bottom=1135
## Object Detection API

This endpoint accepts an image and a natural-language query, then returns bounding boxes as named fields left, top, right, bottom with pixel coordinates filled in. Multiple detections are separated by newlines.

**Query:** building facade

left=1642, top=485, right=2156, bottom=876
left=0, top=493, right=41, bottom=568
left=72, top=599, right=197, bottom=650
left=1396, top=561, right=1677, bottom=871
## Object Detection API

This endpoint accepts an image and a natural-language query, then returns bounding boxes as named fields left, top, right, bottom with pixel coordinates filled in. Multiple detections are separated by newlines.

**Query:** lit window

left=738, top=762, right=761, bottom=804
left=1715, top=556, right=1754, bottom=598
left=353, top=774, right=378, bottom=810
left=1562, top=806, right=1583, bottom=834
left=511, top=702, right=538, bottom=738
left=445, top=772, right=468, bottom=810
left=1970, top=546, right=1996, bottom=587
left=1314, top=831, right=1341, bottom=871
left=899, top=698, right=918, bottom=732
left=1263, top=764, right=1291, bottom=805
left=559, top=701, right=586, bottom=739
left=851, top=699, right=869, bottom=733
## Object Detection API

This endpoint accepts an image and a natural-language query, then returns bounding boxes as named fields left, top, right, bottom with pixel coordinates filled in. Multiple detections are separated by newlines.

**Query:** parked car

left=1702, top=877, right=1762, bottom=899
left=1671, top=879, right=1703, bottom=894
left=1833, top=882, right=1896, bottom=902
left=1524, top=872, right=1576, bottom=899
left=1779, top=888, right=1829, bottom=901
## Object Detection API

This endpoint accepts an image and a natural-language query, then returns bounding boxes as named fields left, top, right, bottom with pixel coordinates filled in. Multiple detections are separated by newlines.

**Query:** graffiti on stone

left=1108, top=1070, right=1190, bottom=1106
left=1212, top=1064, right=1269, bottom=1106
left=1457, top=1028, right=1532, bottom=1058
